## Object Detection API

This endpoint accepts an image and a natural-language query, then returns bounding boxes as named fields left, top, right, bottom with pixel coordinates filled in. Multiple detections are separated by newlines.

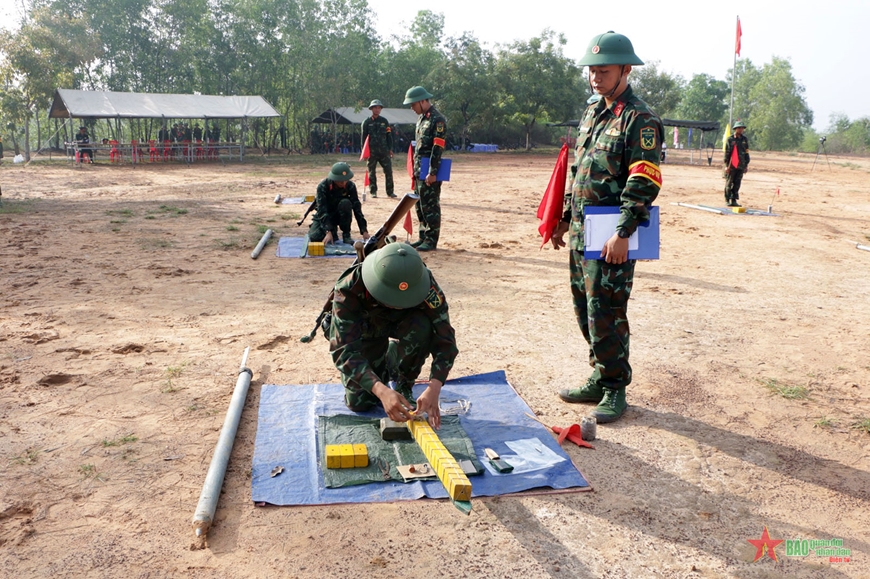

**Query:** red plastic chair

left=195, top=140, right=204, bottom=161
left=110, top=140, right=121, bottom=163
left=162, top=140, right=171, bottom=162
left=149, top=140, right=158, bottom=163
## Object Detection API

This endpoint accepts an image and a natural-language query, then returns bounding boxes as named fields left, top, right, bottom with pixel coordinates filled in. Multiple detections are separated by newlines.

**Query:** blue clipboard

left=583, top=206, right=659, bottom=260
left=419, top=158, right=452, bottom=181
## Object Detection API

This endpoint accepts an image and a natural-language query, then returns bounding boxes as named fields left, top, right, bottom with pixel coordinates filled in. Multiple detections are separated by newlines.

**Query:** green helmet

left=577, top=31, right=644, bottom=67
left=328, top=162, right=353, bottom=182
left=361, top=243, right=430, bottom=308
left=368, top=99, right=384, bottom=109
left=732, top=120, right=746, bottom=130
left=403, top=86, right=433, bottom=105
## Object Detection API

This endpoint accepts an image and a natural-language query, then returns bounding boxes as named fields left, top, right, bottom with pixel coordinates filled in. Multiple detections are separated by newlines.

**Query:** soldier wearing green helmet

left=404, top=85, right=447, bottom=252
left=362, top=99, right=395, bottom=198
left=724, top=120, right=750, bottom=207
left=328, top=242, right=458, bottom=428
left=550, top=31, right=663, bottom=424
left=308, top=162, right=370, bottom=245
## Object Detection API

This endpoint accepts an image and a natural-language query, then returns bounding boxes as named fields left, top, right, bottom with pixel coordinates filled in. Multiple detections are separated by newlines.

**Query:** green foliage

left=676, top=73, right=728, bottom=123
left=630, top=61, right=684, bottom=118
left=759, top=377, right=810, bottom=400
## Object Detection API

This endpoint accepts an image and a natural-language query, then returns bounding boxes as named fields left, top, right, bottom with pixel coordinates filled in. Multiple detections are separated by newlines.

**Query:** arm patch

left=628, top=160, right=663, bottom=188
left=425, top=286, right=443, bottom=309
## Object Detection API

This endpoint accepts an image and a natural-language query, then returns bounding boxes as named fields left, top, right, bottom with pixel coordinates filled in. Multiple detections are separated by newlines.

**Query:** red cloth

left=550, top=424, right=594, bottom=449
left=406, top=143, right=415, bottom=188
left=730, top=143, right=740, bottom=169
left=364, top=171, right=370, bottom=187
left=536, top=144, right=570, bottom=249
left=403, top=211, right=413, bottom=236
left=359, top=135, right=370, bottom=160
left=735, top=18, right=742, bottom=56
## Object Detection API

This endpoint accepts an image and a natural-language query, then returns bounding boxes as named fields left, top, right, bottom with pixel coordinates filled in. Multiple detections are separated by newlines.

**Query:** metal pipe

left=858, top=244, right=870, bottom=252
left=671, top=202, right=726, bottom=214
left=192, top=347, right=253, bottom=538
left=251, top=229, right=273, bottom=259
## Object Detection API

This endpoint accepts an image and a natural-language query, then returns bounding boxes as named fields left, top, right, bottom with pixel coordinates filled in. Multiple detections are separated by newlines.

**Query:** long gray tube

left=858, top=244, right=870, bottom=252
left=251, top=229, right=273, bottom=259
left=192, top=347, right=252, bottom=538
left=671, top=202, right=726, bottom=214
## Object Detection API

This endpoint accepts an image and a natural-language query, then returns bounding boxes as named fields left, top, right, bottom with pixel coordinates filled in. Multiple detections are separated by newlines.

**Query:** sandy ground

left=1, top=148, right=869, bottom=578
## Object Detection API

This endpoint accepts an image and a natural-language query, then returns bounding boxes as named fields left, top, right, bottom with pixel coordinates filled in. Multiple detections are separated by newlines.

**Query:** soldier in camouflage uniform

left=549, top=31, right=663, bottom=423
left=329, top=242, right=458, bottom=428
left=308, top=162, right=370, bottom=245
left=723, top=120, right=750, bottom=207
left=404, top=86, right=447, bottom=252
left=362, top=99, right=395, bottom=198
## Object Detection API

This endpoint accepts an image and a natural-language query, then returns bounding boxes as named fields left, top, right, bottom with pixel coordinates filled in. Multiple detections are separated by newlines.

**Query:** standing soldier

left=308, top=162, right=370, bottom=245
left=404, top=86, right=447, bottom=252
left=329, top=242, right=458, bottom=427
left=362, top=99, right=395, bottom=198
left=549, top=31, right=663, bottom=424
left=724, top=120, right=750, bottom=207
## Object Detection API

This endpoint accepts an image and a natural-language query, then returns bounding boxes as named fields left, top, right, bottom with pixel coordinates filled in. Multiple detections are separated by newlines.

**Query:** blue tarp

left=251, top=370, right=590, bottom=506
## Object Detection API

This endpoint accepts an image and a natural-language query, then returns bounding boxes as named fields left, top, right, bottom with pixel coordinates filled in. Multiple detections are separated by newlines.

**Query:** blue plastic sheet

left=251, top=371, right=590, bottom=505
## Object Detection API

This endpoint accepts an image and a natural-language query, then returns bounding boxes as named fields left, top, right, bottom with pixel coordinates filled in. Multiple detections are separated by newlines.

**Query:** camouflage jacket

left=563, top=85, right=663, bottom=251
left=724, top=134, right=750, bottom=171
left=413, top=106, right=447, bottom=178
left=312, top=178, right=368, bottom=234
left=329, top=265, right=458, bottom=393
left=361, top=115, right=393, bottom=156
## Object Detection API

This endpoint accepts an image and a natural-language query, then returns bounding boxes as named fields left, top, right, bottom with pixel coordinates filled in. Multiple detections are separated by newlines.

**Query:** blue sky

left=3, top=0, right=866, bottom=132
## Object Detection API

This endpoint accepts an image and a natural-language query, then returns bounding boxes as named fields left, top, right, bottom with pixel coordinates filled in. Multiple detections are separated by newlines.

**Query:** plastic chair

left=149, top=140, right=158, bottom=163
left=110, top=140, right=121, bottom=163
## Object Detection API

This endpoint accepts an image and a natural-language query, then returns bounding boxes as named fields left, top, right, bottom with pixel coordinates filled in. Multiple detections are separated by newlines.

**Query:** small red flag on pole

left=403, top=210, right=413, bottom=236
left=735, top=17, right=742, bottom=56
left=364, top=170, right=370, bottom=187
left=537, top=144, right=570, bottom=249
left=360, top=135, right=370, bottom=161
left=406, top=143, right=415, bottom=188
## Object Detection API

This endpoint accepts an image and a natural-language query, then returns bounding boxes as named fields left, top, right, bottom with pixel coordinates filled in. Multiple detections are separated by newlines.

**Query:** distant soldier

left=308, top=162, right=370, bottom=245
left=75, top=126, right=94, bottom=163
left=404, top=86, right=447, bottom=251
left=724, top=120, right=750, bottom=207
left=361, top=99, right=395, bottom=198
left=193, top=123, right=203, bottom=141
left=328, top=242, right=458, bottom=427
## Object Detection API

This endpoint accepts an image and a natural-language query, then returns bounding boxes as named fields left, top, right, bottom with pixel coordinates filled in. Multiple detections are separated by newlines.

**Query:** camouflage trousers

left=308, top=199, right=352, bottom=241
left=724, top=169, right=744, bottom=202
left=335, top=310, right=433, bottom=411
left=367, top=154, right=394, bottom=196
left=414, top=179, right=442, bottom=246
left=569, top=248, right=634, bottom=390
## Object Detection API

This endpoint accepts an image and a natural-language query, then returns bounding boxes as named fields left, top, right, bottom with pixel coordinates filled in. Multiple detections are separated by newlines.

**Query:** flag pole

left=729, top=15, right=739, bottom=131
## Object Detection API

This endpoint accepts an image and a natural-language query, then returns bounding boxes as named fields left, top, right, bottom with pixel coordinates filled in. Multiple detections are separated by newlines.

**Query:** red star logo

left=747, top=526, right=784, bottom=562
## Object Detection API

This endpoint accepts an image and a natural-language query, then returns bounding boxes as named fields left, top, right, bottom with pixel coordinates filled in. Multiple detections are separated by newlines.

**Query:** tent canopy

left=49, top=89, right=281, bottom=119
left=312, top=107, right=419, bottom=125
left=551, top=118, right=720, bottom=132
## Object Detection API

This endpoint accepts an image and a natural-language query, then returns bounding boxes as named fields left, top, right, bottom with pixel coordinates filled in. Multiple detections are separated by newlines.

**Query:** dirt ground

left=1, top=147, right=869, bottom=578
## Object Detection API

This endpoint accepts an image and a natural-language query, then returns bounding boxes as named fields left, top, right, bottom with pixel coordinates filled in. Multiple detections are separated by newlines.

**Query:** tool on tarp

left=524, top=412, right=595, bottom=449
left=483, top=447, right=514, bottom=473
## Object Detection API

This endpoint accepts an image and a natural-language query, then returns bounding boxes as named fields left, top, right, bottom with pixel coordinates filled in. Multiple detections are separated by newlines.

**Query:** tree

left=629, top=61, right=683, bottom=118
left=496, top=30, right=582, bottom=150
left=745, top=57, right=813, bottom=150
left=676, top=73, right=728, bottom=122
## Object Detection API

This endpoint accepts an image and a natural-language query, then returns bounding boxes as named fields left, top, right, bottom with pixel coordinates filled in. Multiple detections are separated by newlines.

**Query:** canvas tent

left=311, top=107, right=418, bottom=126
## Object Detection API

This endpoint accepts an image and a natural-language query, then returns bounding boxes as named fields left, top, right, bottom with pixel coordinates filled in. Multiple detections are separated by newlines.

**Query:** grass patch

left=256, top=224, right=270, bottom=234
left=109, top=219, right=127, bottom=225
left=144, top=215, right=156, bottom=220
left=101, top=434, right=138, bottom=447
left=106, top=209, right=134, bottom=217
left=814, top=416, right=835, bottom=428
left=11, top=447, right=40, bottom=465
left=158, top=204, right=188, bottom=216
left=0, top=199, right=38, bottom=214
left=216, top=238, right=241, bottom=250
left=138, top=238, right=174, bottom=249
left=226, top=225, right=239, bottom=231
left=851, top=418, right=870, bottom=434
left=79, top=463, right=106, bottom=481
left=163, top=363, right=187, bottom=393
left=758, top=377, right=810, bottom=400
left=280, top=212, right=301, bottom=221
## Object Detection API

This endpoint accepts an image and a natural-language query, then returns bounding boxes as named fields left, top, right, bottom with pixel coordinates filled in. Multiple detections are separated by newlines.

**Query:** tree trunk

left=24, top=115, right=32, bottom=162
left=35, top=106, right=41, bottom=153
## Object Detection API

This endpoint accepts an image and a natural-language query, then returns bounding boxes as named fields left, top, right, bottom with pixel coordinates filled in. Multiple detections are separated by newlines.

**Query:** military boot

left=415, top=243, right=436, bottom=252
left=558, top=379, right=604, bottom=404
left=410, top=240, right=424, bottom=248
left=342, top=232, right=353, bottom=244
left=591, top=388, right=627, bottom=423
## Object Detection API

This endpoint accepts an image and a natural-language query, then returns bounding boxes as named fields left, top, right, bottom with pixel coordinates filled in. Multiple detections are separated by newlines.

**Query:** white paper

left=584, top=213, right=639, bottom=252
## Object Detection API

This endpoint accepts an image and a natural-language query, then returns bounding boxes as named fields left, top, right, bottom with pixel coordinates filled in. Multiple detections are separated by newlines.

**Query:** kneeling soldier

left=309, top=162, right=369, bottom=245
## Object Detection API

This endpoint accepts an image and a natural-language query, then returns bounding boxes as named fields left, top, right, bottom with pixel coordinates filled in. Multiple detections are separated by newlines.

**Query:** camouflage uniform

left=413, top=106, right=447, bottom=247
left=724, top=133, right=750, bottom=204
left=564, top=85, right=663, bottom=393
left=308, top=178, right=368, bottom=243
left=328, top=264, right=458, bottom=410
left=362, top=115, right=394, bottom=197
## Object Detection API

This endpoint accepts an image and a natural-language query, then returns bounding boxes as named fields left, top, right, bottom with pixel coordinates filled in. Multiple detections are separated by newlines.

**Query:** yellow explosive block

left=353, top=443, right=368, bottom=468
left=307, top=241, right=325, bottom=256
left=731, top=206, right=747, bottom=213
left=406, top=419, right=472, bottom=502
left=339, top=444, right=354, bottom=468
left=304, top=195, right=315, bottom=202
left=325, top=445, right=341, bottom=469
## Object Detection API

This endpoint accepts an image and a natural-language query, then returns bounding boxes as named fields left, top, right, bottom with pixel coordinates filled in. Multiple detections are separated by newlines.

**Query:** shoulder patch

left=640, top=126, right=657, bottom=150
left=434, top=121, right=445, bottom=135
left=425, top=286, right=443, bottom=309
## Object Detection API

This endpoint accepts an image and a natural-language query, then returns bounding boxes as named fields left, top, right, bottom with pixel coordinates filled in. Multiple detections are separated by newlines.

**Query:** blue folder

left=419, top=158, right=452, bottom=181
left=583, top=205, right=660, bottom=260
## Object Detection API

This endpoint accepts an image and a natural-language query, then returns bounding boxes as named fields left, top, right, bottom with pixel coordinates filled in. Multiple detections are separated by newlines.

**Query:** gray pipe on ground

left=251, top=229, right=273, bottom=259
left=192, top=347, right=252, bottom=539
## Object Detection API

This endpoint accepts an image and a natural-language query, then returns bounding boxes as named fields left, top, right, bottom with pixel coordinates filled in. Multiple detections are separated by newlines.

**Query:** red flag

left=735, top=17, right=742, bottom=56
left=360, top=135, right=370, bottom=160
left=730, top=144, right=740, bottom=169
left=537, top=144, right=570, bottom=249
left=403, top=210, right=413, bottom=236
left=406, top=143, right=415, bottom=188
left=364, top=170, right=370, bottom=187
